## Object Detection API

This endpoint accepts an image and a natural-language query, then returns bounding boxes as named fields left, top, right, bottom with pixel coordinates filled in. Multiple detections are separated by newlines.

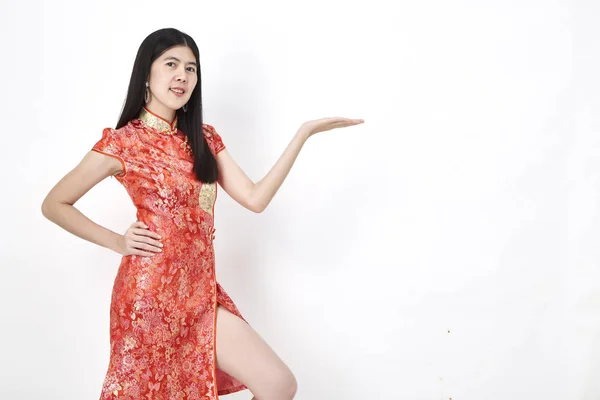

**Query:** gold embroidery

left=138, top=107, right=178, bottom=134
left=199, top=183, right=216, bottom=216
left=181, top=136, right=193, bottom=155
left=138, top=106, right=194, bottom=155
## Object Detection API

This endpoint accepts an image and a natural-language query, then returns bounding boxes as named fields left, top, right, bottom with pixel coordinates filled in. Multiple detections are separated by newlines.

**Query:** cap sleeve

left=92, top=127, right=128, bottom=176
left=203, top=124, right=226, bottom=155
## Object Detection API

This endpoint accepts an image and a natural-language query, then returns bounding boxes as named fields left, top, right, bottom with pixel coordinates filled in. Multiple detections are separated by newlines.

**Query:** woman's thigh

left=215, top=304, right=297, bottom=398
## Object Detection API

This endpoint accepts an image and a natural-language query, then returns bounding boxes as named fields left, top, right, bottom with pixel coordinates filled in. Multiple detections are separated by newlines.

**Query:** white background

left=1, top=0, right=598, bottom=399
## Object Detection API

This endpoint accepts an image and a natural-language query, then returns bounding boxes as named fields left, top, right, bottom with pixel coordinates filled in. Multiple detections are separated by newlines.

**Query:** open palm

left=301, top=117, right=364, bottom=137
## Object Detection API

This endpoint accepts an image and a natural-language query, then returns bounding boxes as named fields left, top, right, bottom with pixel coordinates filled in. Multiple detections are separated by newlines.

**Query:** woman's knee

left=278, top=369, right=298, bottom=398
left=264, top=368, right=297, bottom=399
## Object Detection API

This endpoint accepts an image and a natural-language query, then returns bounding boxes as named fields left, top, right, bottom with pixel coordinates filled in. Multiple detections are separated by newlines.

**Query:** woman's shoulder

left=201, top=123, right=225, bottom=154
left=100, top=121, right=141, bottom=144
left=202, top=123, right=217, bottom=137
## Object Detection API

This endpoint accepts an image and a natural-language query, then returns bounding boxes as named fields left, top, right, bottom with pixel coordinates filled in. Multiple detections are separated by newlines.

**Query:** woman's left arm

left=216, top=117, right=364, bottom=213
left=216, top=128, right=310, bottom=213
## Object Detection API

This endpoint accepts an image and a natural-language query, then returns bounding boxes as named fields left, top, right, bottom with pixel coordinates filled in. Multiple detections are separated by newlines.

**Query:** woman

left=41, top=28, right=363, bottom=400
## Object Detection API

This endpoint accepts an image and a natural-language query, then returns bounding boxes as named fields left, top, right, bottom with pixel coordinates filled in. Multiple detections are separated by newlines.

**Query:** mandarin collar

left=137, top=106, right=178, bottom=134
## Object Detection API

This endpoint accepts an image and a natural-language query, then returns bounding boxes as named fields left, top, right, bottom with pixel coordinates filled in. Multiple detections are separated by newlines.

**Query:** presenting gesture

left=300, top=117, right=364, bottom=137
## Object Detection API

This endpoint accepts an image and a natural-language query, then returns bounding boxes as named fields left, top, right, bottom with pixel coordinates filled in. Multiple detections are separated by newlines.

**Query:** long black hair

left=116, top=28, right=218, bottom=183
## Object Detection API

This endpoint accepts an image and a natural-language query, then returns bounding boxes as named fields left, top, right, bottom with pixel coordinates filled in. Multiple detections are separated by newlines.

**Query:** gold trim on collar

left=138, top=107, right=178, bottom=134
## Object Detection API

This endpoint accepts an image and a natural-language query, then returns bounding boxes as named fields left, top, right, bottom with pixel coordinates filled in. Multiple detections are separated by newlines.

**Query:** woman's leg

left=215, top=304, right=298, bottom=400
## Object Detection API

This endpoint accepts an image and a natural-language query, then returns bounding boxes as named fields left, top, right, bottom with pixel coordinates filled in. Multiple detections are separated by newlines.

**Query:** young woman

left=41, top=28, right=363, bottom=400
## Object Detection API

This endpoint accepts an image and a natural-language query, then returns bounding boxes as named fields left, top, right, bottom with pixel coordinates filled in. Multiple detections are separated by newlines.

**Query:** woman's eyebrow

left=164, top=56, right=197, bottom=66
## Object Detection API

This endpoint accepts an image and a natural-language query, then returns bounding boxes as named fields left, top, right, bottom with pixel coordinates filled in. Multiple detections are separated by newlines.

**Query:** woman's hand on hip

left=116, top=221, right=163, bottom=256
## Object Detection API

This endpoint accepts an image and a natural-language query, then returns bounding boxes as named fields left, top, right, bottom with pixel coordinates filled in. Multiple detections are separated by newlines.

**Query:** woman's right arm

left=41, top=151, right=161, bottom=256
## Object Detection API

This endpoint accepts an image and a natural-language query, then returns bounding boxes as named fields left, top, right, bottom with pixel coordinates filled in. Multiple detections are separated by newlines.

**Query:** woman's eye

left=187, top=67, right=196, bottom=72
left=166, top=62, right=175, bottom=67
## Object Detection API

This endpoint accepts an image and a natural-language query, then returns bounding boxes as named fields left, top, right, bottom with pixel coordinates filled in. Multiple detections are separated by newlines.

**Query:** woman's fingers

left=131, top=249, right=156, bottom=257
left=123, top=222, right=164, bottom=257
left=131, top=228, right=162, bottom=240
left=133, top=241, right=163, bottom=252
left=130, top=221, right=163, bottom=238
left=335, top=118, right=363, bottom=126
left=323, top=117, right=364, bottom=131
left=131, top=231, right=163, bottom=249
left=130, top=223, right=161, bottom=238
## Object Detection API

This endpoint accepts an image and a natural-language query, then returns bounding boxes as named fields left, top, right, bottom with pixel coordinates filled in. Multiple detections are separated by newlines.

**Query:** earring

left=182, top=104, right=188, bottom=112
left=144, top=81, right=150, bottom=103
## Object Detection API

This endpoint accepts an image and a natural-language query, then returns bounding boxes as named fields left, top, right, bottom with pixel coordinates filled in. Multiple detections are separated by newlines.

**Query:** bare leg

left=215, top=304, right=297, bottom=400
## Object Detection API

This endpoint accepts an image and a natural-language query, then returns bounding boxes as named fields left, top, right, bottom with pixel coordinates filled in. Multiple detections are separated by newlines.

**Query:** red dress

left=91, top=107, right=248, bottom=399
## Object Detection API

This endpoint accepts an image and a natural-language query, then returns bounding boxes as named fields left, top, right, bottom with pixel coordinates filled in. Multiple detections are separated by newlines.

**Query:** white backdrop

left=1, top=0, right=598, bottom=399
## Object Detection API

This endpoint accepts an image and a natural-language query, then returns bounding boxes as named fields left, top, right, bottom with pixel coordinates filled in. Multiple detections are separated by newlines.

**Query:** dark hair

left=116, top=28, right=218, bottom=183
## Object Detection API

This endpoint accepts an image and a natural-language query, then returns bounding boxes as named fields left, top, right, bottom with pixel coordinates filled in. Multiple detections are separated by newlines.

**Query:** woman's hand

left=116, top=221, right=163, bottom=256
left=299, top=117, right=364, bottom=138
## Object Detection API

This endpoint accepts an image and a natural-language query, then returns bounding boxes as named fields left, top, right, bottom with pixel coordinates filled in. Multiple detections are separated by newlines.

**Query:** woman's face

left=146, top=45, right=198, bottom=119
